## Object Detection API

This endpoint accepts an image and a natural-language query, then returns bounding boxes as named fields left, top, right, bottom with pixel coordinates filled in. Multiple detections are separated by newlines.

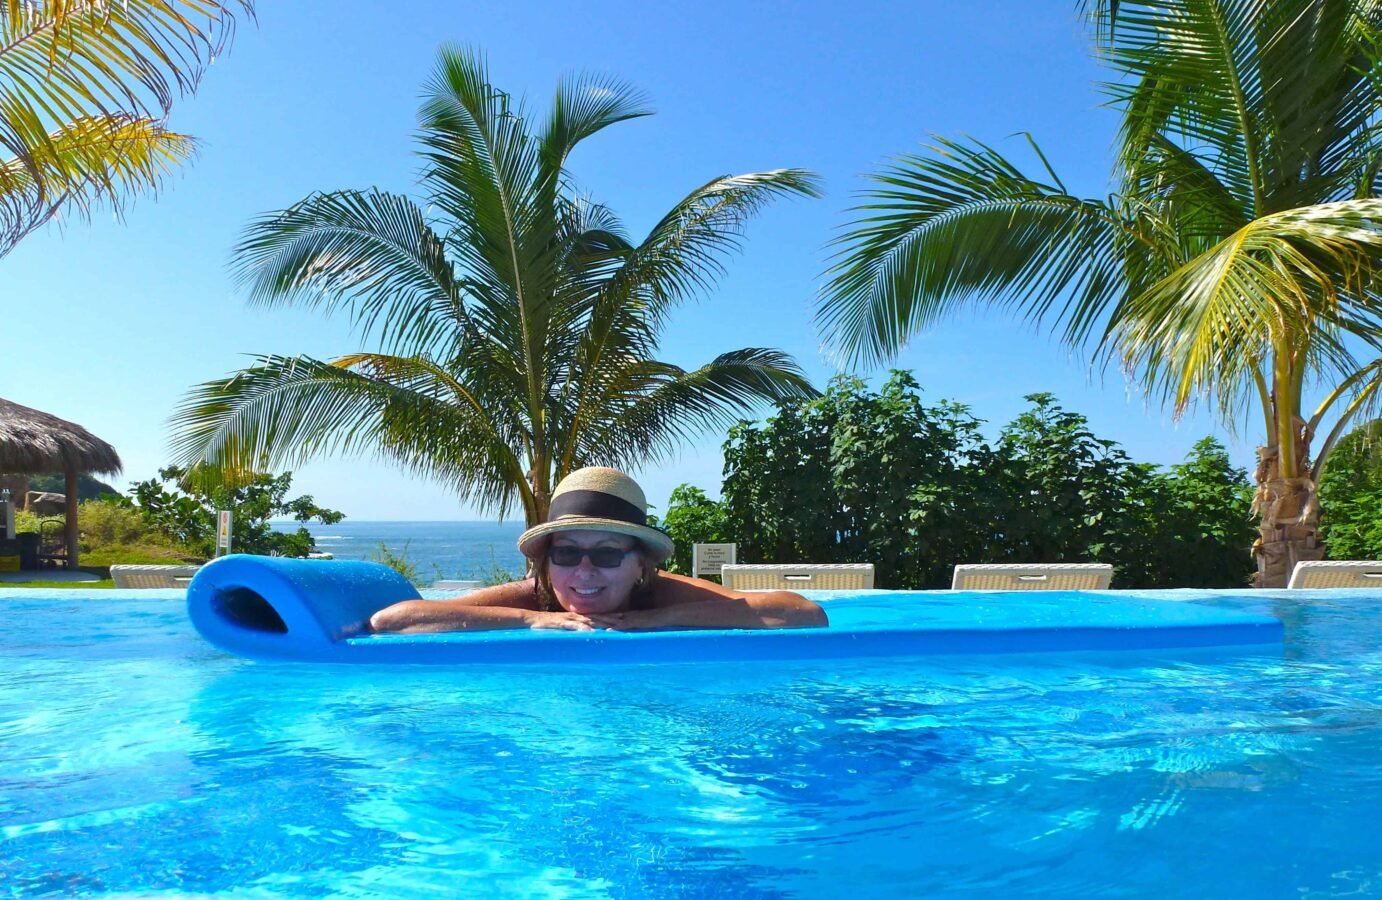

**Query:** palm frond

left=171, top=353, right=533, bottom=516
left=0, top=112, right=193, bottom=254
left=0, top=0, right=251, bottom=255
left=0, top=0, right=250, bottom=121
left=419, top=45, right=554, bottom=310
left=612, top=168, right=821, bottom=330
left=539, top=70, right=651, bottom=181
left=332, top=352, right=534, bottom=515
left=565, top=348, right=818, bottom=474
left=1092, top=0, right=1267, bottom=209
left=1114, top=198, right=1382, bottom=410
left=1096, top=0, right=1382, bottom=214
left=1121, top=133, right=1249, bottom=247
left=1255, top=0, right=1382, bottom=207
left=232, top=189, right=463, bottom=357
left=818, top=135, right=1125, bottom=368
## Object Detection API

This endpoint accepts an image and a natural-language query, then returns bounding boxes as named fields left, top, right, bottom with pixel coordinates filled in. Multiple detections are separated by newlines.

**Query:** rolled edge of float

left=186, top=554, right=419, bottom=661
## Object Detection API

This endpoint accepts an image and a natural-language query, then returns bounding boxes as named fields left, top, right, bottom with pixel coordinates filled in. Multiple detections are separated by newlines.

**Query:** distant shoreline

left=268, top=520, right=526, bottom=583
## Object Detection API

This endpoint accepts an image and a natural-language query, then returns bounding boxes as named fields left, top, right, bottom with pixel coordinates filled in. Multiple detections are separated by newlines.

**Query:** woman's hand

left=525, top=610, right=597, bottom=631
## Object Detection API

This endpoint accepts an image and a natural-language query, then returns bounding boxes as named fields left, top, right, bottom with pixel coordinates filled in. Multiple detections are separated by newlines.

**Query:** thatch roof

left=0, top=397, right=122, bottom=475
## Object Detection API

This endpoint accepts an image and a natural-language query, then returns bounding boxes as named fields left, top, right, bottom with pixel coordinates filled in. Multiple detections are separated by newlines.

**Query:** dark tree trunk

left=1252, top=445, right=1323, bottom=588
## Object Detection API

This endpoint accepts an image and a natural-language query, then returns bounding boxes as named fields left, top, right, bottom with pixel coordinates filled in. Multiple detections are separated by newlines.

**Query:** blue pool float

left=185, top=555, right=1284, bottom=664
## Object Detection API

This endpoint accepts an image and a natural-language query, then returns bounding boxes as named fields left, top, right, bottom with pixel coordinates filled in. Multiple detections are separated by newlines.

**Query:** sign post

left=692, top=543, right=736, bottom=579
left=215, top=510, right=233, bottom=557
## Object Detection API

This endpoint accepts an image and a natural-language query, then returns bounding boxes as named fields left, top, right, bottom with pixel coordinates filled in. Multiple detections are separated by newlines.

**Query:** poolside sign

left=215, top=510, right=233, bottom=557
left=693, top=543, right=736, bottom=577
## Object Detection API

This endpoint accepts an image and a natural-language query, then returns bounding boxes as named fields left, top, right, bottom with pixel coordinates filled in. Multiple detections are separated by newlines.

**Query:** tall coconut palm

left=173, top=47, right=820, bottom=526
left=0, top=0, right=252, bottom=257
left=816, top=0, right=1382, bottom=586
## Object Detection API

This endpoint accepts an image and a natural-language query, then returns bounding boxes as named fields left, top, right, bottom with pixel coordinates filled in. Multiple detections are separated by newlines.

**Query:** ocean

left=272, top=520, right=528, bottom=585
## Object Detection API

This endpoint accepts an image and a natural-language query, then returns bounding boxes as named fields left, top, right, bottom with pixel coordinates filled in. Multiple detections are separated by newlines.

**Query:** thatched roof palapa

left=0, top=397, right=122, bottom=475
left=0, top=397, right=122, bottom=570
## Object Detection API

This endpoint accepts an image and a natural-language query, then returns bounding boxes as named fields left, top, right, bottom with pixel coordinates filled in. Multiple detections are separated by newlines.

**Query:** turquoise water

left=1, top=591, right=1379, bottom=896
left=276, top=520, right=527, bottom=582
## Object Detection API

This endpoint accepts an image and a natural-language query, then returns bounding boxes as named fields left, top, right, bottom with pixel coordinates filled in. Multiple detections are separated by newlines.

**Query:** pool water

left=1, top=591, right=1378, bottom=897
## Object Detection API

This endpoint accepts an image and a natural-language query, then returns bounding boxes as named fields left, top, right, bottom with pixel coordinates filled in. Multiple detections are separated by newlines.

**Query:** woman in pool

left=369, top=467, right=828, bottom=633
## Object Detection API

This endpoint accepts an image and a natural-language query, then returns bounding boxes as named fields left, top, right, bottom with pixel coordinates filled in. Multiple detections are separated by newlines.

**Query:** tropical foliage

left=1319, top=419, right=1382, bottom=559
left=13, top=467, right=340, bottom=565
left=655, top=484, right=733, bottom=577
left=0, top=0, right=252, bottom=257
left=660, top=374, right=1257, bottom=589
left=173, top=47, right=819, bottom=526
left=120, top=465, right=343, bottom=559
left=69, top=499, right=187, bottom=566
left=816, top=0, right=1382, bottom=585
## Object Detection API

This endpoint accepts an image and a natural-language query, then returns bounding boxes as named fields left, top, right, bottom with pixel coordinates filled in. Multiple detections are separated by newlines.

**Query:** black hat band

left=547, top=489, right=646, bottom=526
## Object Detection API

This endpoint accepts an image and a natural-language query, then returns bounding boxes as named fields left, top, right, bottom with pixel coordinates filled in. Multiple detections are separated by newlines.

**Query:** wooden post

left=65, top=466, right=79, bottom=569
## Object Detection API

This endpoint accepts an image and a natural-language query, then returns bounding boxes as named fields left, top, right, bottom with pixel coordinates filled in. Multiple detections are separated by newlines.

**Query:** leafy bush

left=1319, top=420, right=1382, bottom=560
left=657, top=485, right=732, bottom=576
left=13, top=508, right=49, bottom=534
left=1150, top=438, right=1256, bottom=587
left=12, top=497, right=192, bottom=566
left=75, top=498, right=193, bottom=566
left=124, top=466, right=344, bottom=559
left=668, top=373, right=1256, bottom=589
left=78, top=498, right=157, bottom=547
left=370, top=540, right=421, bottom=584
left=476, top=549, right=524, bottom=586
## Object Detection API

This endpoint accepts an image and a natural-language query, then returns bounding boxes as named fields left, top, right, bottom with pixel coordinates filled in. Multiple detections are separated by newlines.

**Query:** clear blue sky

left=2, top=0, right=1255, bottom=521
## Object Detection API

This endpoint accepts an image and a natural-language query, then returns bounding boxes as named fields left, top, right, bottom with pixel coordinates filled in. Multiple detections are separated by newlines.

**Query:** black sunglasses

left=549, top=545, right=638, bottom=569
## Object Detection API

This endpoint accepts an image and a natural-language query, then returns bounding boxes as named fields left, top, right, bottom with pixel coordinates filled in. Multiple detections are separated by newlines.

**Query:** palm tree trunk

left=1251, top=444, right=1324, bottom=587
left=527, top=461, right=551, bottom=528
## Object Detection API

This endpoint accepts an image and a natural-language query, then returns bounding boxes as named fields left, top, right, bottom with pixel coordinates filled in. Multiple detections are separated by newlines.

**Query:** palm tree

left=0, top=0, right=253, bottom=258
left=816, top=0, right=1382, bottom=586
left=173, top=47, right=820, bottom=526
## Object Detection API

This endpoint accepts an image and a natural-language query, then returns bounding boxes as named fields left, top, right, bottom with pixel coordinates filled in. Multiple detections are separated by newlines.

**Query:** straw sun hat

left=517, top=467, right=675, bottom=562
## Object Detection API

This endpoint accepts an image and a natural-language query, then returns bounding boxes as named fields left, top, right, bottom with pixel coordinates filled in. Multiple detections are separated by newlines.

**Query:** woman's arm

left=589, top=572, right=829, bottom=631
left=368, top=580, right=594, bottom=633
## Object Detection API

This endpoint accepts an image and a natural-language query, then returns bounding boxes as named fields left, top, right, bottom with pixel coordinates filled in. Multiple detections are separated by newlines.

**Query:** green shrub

left=370, top=540, right=421, bottom=585
left=77, top=498, right=155, bottom=546
left=656, top=485, right=731, bottom=576
left=476, top=549, right=524, bottom=586
left=674, top=373, right=1256, bottom=589
left=1319, top=420, right=1382, bottom=560
left=13, top=508, right=51, bottom=534
left=69, top=498, right=192, bottom=565
left=127, top=465, right=343, bottom=558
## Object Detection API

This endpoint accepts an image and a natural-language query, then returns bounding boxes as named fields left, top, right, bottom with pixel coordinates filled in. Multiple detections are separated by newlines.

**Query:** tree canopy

left=0, top=1, right=253, bottom=257
left=172, top=47, right=819, bottom=526
left=661, top=374, right=1257, bottom=589
left=816, top=0, right=1382, bottom=585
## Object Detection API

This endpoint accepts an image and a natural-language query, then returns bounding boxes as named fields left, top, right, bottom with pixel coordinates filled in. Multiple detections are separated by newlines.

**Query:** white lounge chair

left=110, top=564, right=201, bottom=588
left=951, top=563, right=1113, bottom=591
left=720, top=563, right=875, bottom=591
left=1287, top=560, right=1382, bottom=588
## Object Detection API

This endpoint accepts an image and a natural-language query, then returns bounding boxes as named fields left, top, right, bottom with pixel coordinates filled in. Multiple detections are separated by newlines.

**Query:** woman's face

left=546, top=530, right=644, bottom=615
